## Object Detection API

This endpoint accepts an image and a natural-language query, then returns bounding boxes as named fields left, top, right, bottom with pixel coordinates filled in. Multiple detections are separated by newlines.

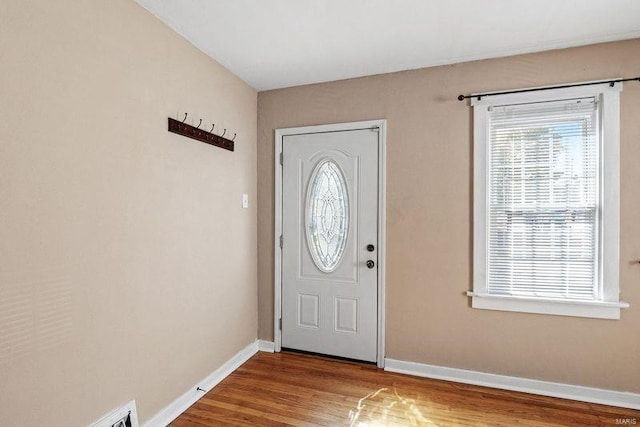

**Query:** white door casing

left=274, top=120, right=386, bottom=366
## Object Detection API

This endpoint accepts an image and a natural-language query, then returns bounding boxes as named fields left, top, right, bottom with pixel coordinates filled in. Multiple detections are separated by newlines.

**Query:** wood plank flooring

left=172, top=351, right=640, bottom=426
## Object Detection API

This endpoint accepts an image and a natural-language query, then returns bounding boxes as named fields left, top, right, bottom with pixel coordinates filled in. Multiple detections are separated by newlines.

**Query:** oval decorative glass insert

left=306, top=159, right=350, bottom=273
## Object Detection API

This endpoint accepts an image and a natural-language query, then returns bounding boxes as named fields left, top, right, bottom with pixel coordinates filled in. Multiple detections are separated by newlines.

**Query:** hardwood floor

left=172, top=351, right=639, bottom=426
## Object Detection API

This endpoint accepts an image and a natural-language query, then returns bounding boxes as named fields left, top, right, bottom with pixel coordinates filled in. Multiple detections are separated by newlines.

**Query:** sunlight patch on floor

left=349, top=387, right=438, bottom=426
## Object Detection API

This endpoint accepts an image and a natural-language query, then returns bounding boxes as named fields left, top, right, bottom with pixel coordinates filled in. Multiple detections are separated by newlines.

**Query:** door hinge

left=279, top=235, right=283, bottom=249
left=279, top=318, right=282, bottom=330
left=279, top=152, right=283, bottom=165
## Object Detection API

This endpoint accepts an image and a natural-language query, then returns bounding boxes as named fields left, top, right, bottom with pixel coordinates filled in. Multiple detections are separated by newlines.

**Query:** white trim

left=274, top=120, right=387, bottom=367
left=376, top=120, right=387, bottom=369
left=473, top=96, right=489, bottom=303
left=468, top=292, right=628, bottom=319
left=143, top=341, right=258, bottom=427
left=600, top=84, right=621, bottom=303
left=92, top=400, right=139, bottom=427
left=385, top=358, right=640, bottom=410
left=471, top=79, right=626, bottom=318
left=258, top=340, right=275, bottom=353
left=274, top=128, right=283, bottom=353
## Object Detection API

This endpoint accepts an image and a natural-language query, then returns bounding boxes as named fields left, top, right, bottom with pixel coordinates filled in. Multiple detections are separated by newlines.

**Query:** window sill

left=466, top=292, right=629, bottom=320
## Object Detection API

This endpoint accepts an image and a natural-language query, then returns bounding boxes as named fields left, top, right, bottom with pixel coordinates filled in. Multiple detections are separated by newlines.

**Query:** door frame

left=274, top=119, right=387, bottom=368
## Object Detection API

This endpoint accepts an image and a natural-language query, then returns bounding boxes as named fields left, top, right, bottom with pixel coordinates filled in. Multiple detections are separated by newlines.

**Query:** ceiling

left=134, top=0, right=640, bottom=91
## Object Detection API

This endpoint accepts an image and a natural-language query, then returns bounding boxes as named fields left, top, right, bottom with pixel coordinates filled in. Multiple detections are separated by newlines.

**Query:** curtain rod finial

left=457, top=94, right=465, bottom=101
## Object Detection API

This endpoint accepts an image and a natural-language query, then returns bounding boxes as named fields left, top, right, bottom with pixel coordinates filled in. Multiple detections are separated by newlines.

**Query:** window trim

left=470, top=80, right=628, bottom=319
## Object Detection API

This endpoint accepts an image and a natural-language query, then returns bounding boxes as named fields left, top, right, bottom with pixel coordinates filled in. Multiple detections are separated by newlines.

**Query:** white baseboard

left=385, top=358, right=640, bottom=410
left=144, top=341, right=259, bottom=427
left=258, top=340, right=275, bottom=353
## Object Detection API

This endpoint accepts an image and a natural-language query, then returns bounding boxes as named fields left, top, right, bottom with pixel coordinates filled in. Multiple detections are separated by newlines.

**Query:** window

left=470, top=81, right=628, bottom=319
left=306, top=159, right=350, bottom=273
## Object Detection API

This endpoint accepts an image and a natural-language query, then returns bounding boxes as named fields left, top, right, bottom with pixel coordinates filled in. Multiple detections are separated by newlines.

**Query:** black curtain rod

left=457, top=77, right=640, bottom=101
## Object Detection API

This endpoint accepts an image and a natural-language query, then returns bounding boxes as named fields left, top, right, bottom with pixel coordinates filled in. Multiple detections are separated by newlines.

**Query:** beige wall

left=257, top=39, right=640, bottom=392
left=0, top=0, right=257, bottom=425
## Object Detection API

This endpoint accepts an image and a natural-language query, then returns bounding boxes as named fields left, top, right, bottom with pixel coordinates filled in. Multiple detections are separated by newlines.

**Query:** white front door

left=281, top=128, right=378, bottom=362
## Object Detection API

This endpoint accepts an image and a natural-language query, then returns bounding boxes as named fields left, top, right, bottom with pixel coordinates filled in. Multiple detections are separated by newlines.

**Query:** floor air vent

left=91, top=400, right=138, bottom=427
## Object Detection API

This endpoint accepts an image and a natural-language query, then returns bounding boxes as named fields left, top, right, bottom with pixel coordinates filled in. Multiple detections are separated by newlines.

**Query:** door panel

left=298, top=293, right=319, bottom=328
left=282, top=129, right=378, bottom=362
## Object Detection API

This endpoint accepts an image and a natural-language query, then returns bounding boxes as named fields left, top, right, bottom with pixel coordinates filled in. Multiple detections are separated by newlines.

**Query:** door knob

left=367, top=244, right=375, bottom=252
left=366, top=260, right=375, bottom=269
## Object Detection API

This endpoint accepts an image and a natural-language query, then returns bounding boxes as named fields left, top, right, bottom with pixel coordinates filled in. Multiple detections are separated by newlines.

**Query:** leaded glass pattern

left=306, top=160, right=349, bottom=273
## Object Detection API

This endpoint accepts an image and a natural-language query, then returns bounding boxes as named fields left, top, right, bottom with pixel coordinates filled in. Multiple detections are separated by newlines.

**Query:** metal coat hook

left=231, top=133, right=236, bottom=141
left=181, top=113, right=188, bottom=123
left=209, top=124, right=215, bottom=133
left=196, top=119, right=202, bottom=129
left=221, top=129, right=226, bottom=138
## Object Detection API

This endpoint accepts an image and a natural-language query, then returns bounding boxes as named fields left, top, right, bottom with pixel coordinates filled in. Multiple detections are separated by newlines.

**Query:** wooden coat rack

left=168, top=114, right=235, bottom=152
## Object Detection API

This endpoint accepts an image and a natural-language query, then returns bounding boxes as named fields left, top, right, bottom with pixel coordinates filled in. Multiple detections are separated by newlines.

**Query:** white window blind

left=487, top=97, right=599, bottom=300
